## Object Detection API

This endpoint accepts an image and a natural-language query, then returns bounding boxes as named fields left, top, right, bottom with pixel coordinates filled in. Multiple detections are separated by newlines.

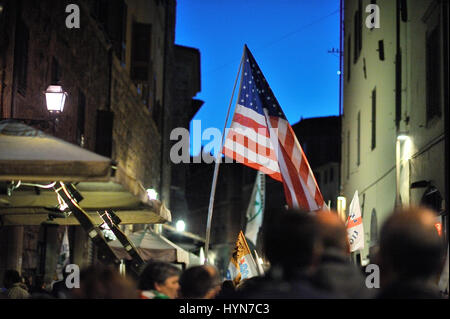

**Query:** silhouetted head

left=3, top=270, right=22, bottom=289
left=316, top=210, right=350, bottom=254
left=71, top=265, right=138, bottom=299
left=379, top=206, right=444, bottom=281
left=263, top=209, right=322, bottom=278
left=179, top=265, right=221, bottom=299
left=138, top=261, right=181, bottom=299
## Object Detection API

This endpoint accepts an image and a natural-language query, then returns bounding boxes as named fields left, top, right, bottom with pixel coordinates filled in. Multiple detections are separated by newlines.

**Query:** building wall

left=404, top=0, right=446, bottom=211
left=343, top=0, right=399, bottom=262
left=342, top=0, right=448, bottom=262
left=0, top=0, right=182, bottom=280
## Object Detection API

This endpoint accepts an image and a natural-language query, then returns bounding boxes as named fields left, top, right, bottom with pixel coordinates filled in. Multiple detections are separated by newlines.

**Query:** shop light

left=44, top=85, right=67, bottom=113
left=146, top=188, right=158, bottom=201
left=176, top=220, right=186, bottom=232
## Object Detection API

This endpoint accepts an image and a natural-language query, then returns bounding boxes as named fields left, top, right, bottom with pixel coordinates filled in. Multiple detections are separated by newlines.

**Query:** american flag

left=223, top=46, right=325, bottom=211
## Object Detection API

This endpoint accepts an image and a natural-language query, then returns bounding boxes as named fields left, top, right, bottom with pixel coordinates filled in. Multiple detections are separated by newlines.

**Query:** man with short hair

left=2, top=270, right=30, bottom=299
left=312, top=210, right=374, bottom=298
left=238, top=209, right=332, bottom=298
left=178, top=265, right=221, bottom=299
left=377, top=206, right=445, bottom=299
left=138, top=261, right=181, bottom=299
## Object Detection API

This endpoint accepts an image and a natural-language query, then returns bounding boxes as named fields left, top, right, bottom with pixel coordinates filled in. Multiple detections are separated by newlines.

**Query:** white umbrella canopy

left=0, top=121, right=171, bottom=226
left=0, top=121, right=111, bottom=182
left=109, top=228, right=191, bottom=265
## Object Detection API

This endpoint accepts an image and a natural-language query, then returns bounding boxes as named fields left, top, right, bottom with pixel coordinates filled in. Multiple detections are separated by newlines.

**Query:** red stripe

left=232, top=113, right=270, bottom=137
left=346, top=217, right=362, bottom=229
left=279, top=142, right=310, bottom=210
left=282, top=125, right=295, bottom=157
left=223, top=147, right=282, bottom=181
left=314, top=186, right=325, bottom=208
left=282, top=179, right=293, bottom=208
left=225, top=131, right=278, bottom=162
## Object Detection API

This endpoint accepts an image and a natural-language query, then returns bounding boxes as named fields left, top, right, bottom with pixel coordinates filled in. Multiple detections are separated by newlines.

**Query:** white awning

left=0, top=121, right=171, bottom=226
left=109, top=229, right=195, bottom=265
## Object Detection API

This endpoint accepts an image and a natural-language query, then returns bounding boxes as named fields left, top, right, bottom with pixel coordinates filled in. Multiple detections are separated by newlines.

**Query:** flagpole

left=204, top=47, right=246, bottom=264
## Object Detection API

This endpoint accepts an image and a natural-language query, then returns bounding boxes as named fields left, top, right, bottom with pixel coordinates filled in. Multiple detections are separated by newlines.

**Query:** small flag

left=244, top=171, right=265, bottom=246
left=346, top=191, right=364, bottom=252
left=222, top=46, right=325, bottom=211
left=56, top=226, right=70, bottom=280
left=226, top=231, right=259, bottom=285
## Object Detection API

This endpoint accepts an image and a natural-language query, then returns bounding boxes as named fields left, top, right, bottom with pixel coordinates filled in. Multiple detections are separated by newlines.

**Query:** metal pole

left=204, top=47, right=245, bottom=264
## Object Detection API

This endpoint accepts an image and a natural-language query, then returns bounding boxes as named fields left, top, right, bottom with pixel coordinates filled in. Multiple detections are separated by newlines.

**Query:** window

left=353, top=0, right=362, bottom=64
left=357, top=111, right=361, bottom=166
left=370, top=209, right=378, bottom=246
left=400, top=0, right=407, bottom=22
left=426, top=26, right=442, bottom=123
left=77, top=90, right=86, bottom=147
left=131, top=22, right=151, bottom=82
left=95, top=110, right=114, bottom=158
left=324, top=170, right=328, bottom=185
left=103, top=0, right=127, bottom=66
left=371, top=88, right=376, bottom=150
left=15, top=18, right=29, bottom=95
left=347, top=131, right=350, bottom=180
left=121, top=3, right=128, bottom=66
left=329, top=167, right=334, bottom=182
left=347, top=36, right=351, bottom=81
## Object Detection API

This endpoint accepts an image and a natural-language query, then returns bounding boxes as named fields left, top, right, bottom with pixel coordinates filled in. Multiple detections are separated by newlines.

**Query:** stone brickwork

left=0, top=0, right=185, bottom=281
left=111, top=56, right=161, bottom=191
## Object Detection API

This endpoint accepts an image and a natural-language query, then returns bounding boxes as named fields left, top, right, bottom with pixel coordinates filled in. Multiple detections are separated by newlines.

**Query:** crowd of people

left=1, top=206, right=448, bottom=299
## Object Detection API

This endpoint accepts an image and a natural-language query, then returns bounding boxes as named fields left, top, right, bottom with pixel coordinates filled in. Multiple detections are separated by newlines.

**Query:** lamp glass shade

left=45, top=85, right=67, bottom=113
left=176, top=220, right=186, bottom=232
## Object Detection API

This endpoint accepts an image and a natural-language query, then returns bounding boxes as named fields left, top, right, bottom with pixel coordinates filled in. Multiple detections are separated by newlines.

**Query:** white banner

left=346, top=191, right=365, bottom=252
left=244, top=171, right=265, bottom=246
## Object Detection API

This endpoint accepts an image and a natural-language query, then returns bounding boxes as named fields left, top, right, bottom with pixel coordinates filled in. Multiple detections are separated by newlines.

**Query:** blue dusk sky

left=175, top=0, right=340, bottom=156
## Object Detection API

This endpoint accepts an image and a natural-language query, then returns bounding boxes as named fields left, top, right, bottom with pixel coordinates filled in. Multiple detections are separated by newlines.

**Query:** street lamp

left=44, top=85, right=67, bottom=114
left=146, top=188, right=158, bottom=201
left=176, top=220, right=186, bottom=232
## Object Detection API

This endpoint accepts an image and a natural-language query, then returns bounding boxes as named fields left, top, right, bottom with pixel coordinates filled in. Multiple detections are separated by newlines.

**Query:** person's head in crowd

left=138, top=261, right=181, bottom=299
left=3, top=270, right=22, bottom=289
left=379, top=206, right=444, bottom=284
left=178, top=265, right=221, bottom=299
left=71, top=265, right=138, bottom=299
left=316, top=210, right=350, bottom=255
left=215, top=280, right=235, bottom=298
left=263, top=209, right=322, bottom=279
left=235, top=276, right=265, bottom=294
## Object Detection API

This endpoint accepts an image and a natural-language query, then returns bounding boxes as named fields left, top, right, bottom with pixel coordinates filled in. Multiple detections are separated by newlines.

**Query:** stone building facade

left=0, top=0, right=201, bottom=283
left=342, top=0, right=449, bottom=264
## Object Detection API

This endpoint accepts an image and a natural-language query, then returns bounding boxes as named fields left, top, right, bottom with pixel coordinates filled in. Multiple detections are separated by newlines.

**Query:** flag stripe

left=235, top=103, right=267, bottom=127
left=232, top=113, right=270, bottom=138
left=223, top=139, right=280, bottom=173
left=223, top=146, right=282, bottom=181
left=225, top=129, right=278, bottom=162
left=228, top=122, right=274, bottom=153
